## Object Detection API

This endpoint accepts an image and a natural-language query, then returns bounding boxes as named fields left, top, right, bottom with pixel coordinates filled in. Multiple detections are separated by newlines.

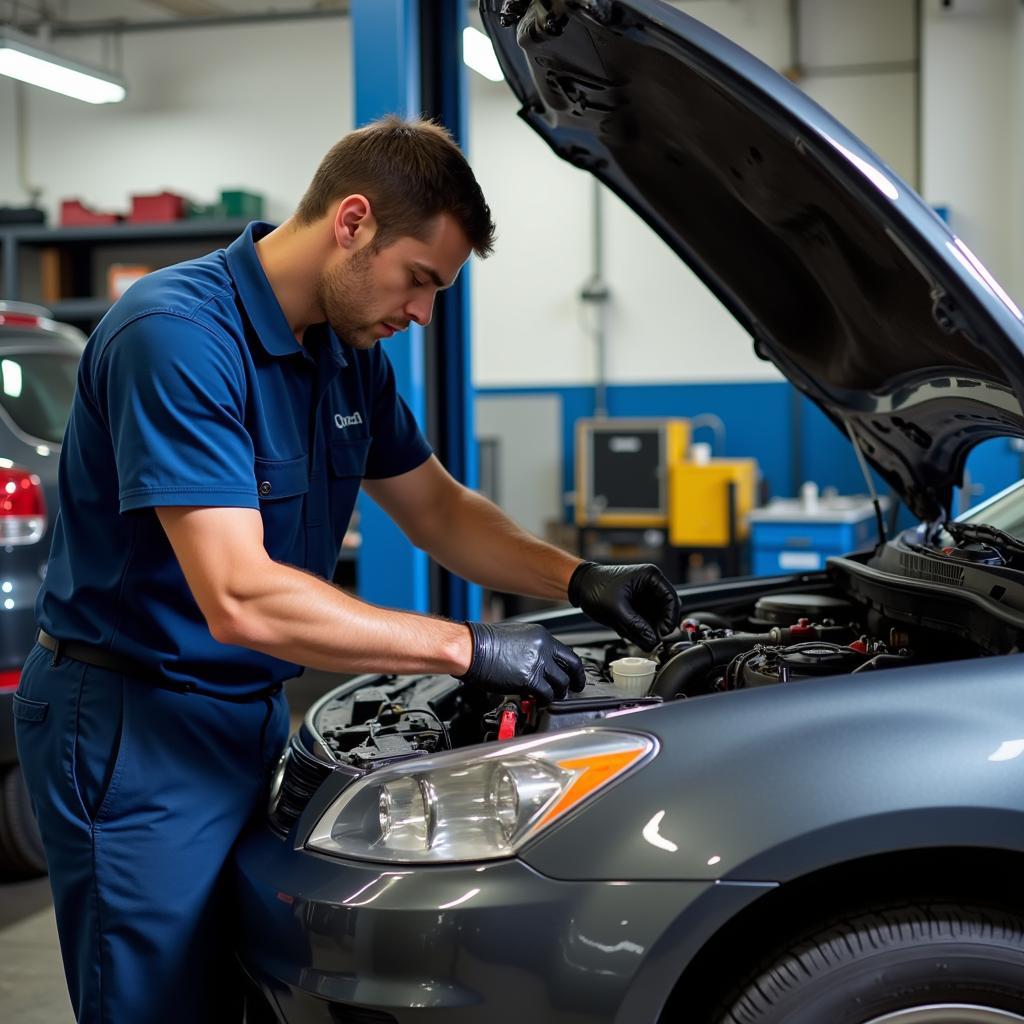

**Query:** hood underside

left=480, top=0, right=1024, bottom=522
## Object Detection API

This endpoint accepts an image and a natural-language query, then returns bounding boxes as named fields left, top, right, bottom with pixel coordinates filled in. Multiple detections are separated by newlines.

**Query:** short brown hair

left=295, top=115, right=495, bottom=258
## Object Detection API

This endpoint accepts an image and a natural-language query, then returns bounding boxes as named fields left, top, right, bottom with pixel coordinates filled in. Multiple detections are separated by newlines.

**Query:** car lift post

left=351, top=0, right=480, bottom=619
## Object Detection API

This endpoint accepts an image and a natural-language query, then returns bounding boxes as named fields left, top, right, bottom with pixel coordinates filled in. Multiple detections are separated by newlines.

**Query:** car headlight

left=306, top=728, right=656, bottom=864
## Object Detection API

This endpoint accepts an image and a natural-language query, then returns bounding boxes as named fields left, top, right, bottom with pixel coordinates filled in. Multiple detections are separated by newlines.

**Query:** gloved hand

left=568, top=562, right=681, bottom=650
left=459, top=622, right=586, bottom=703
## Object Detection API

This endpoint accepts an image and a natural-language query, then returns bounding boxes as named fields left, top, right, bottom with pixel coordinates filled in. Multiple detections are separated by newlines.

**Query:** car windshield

left=0, top=347, right=79, bottom=445
left=958, top=478, right=1024, bottom=540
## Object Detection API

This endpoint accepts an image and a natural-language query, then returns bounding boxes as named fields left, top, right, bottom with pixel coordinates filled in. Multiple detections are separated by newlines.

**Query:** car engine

left=308, top=588, right=981, bottom=773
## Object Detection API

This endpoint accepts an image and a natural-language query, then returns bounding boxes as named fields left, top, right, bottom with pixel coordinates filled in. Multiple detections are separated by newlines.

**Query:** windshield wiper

left=944, top=520, right=1024, bottom=559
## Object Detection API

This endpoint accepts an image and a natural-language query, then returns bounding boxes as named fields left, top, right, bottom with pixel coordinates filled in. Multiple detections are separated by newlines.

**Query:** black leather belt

left=36, top=629, right=282, bottom=704
left=38, top=628, right=149, bottom=678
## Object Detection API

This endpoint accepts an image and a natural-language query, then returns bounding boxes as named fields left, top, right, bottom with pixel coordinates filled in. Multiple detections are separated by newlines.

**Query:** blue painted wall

left=476, top=382, right=1023, bottom=527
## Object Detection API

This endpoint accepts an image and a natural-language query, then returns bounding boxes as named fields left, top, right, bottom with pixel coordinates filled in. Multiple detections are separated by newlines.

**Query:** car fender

left=520, top=653, right=1024, bottom=882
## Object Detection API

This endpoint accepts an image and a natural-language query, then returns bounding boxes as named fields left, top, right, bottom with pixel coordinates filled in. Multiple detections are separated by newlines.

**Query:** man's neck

left=254, top=218, right=326, bottom=344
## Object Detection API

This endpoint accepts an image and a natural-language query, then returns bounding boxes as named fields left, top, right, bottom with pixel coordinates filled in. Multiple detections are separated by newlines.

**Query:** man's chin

left=336, top=328, right=378, bottom=350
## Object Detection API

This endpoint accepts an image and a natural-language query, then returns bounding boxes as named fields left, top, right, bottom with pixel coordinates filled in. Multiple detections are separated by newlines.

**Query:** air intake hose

left=653, top=634, right=774, bottom=700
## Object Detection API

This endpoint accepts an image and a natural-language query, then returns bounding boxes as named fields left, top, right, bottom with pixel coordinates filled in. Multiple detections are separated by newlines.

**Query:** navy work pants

left=13, top=642, right=290, bottom=1023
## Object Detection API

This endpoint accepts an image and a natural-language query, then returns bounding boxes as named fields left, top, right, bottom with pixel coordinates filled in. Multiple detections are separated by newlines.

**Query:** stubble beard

left=316, top=245, right=379, bottom=349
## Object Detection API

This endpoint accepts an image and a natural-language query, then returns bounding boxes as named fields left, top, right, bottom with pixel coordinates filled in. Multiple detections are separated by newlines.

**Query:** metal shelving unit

left=0, top=219, right=251, bottom=330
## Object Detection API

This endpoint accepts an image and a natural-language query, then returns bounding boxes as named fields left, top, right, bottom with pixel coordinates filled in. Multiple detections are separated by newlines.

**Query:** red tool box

left=130, top=191, right=187, bottom=223
left=60, top=200, right=121, bottom=227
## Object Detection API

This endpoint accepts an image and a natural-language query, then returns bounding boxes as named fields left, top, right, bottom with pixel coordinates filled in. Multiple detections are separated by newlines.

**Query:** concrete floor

left=0, top=668, right=347, bottom=1021
left=0, top=876, right=70, bottom=1021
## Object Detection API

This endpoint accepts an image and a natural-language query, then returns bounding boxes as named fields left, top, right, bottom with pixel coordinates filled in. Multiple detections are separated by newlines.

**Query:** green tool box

left=187, top=190, right=264, bottom=220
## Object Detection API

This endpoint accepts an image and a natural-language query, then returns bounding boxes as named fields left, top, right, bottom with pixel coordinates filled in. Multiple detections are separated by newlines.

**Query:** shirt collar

left=323, top=324, right=348, bottom=368
left=226, top=221, right=346, bottom=368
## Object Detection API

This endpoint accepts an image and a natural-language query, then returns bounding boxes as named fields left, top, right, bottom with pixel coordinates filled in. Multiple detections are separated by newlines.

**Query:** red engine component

left=497, top=705, right=518, bottom=741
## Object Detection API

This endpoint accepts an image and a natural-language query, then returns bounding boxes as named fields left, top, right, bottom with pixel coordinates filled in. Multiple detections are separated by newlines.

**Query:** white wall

left=921, top=0, right=1019, bottom=297
left=0, top=17, right=353, bottom=223
left=469, top=0, right=924, bottom=388
left=1013, top=4, right=1024, bottom=301
left=799, top=0, right=917, bottom=185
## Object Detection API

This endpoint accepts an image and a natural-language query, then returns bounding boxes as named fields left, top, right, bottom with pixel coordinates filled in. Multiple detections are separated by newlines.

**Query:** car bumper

left=234, top=824, right=739, bottom=1024
left=0, top=599, right=37, bottom=765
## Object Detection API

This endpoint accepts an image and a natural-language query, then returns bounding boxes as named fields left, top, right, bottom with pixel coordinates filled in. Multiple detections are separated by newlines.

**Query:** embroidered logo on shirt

left=334, top=411, right=364, bottom=429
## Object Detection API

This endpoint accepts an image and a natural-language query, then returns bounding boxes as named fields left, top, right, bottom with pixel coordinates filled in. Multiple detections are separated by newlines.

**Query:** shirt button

left=259, top=481, right=272, bottom=497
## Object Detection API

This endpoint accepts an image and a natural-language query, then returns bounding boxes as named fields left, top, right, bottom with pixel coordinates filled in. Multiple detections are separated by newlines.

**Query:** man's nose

left=406, top=294, right=435, bottom=327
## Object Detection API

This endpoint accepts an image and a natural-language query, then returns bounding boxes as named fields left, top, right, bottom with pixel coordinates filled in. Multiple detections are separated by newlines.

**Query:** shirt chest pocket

left=254, top=454, right=309, bottom=562
left=328, top=437, right=371, bottom=538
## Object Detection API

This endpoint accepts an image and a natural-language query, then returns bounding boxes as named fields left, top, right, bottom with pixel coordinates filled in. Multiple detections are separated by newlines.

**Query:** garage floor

left=0, top=669, right=347, bottom=1021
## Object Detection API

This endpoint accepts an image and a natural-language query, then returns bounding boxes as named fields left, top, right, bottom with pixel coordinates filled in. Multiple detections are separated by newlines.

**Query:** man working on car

left=13, top=116, right=680, bottom=1023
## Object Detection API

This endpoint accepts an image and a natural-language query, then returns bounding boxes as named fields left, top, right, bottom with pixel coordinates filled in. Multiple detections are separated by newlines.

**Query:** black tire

left=719, top=903, right=1024, bottom=1024
left=0, top=764, right=47, bottom=877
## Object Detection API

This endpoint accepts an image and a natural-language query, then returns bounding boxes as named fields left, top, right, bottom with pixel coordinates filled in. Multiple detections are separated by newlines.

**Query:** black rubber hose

left=652, top=634, right=774, bottom=700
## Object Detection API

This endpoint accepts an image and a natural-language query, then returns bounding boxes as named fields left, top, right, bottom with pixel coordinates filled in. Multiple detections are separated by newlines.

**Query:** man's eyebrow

left=411, top=262, right=452, bottom=290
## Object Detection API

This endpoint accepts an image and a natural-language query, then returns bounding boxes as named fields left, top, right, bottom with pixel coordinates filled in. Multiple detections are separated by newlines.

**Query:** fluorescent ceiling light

left=0, top=29, right=126, bottom=104
left=463, top=26, right=503, bottom=83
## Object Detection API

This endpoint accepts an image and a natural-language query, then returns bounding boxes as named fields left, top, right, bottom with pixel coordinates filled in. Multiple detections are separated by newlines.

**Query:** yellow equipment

left=575, top=418, right=690, bottom=527
left=668, top=458, right=758, bottom=548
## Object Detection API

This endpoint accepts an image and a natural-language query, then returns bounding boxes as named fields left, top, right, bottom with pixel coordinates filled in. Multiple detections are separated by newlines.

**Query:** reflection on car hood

left=480, top=0, right=1024, bottom=522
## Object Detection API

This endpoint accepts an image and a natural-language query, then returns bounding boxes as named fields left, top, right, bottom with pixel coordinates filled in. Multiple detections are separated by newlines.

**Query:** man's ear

left=333, top=194, right=378, bottom=251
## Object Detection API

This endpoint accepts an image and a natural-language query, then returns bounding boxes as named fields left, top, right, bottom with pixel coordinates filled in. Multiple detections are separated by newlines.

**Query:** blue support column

left=351, top=0, right=480, bottom=620
left=421, top=0, right=482, bottom=622
left=351, top=0, right=429, bottom=612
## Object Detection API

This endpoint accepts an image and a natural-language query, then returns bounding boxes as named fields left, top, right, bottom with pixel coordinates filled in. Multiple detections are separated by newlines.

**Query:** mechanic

left=13, top=117, right=681, bottom=1024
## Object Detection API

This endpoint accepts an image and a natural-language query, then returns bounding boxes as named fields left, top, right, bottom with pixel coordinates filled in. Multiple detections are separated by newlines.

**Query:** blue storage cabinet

left=749, top=496, right=885, bottom=576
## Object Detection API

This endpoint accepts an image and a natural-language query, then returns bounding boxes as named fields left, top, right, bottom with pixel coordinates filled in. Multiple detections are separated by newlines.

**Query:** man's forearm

left=214, top=558, right=473, bottom=676
left=422, top=485, right=582, bottom=601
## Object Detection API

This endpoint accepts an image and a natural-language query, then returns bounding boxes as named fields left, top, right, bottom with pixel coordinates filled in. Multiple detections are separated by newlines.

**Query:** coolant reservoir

left=609, top=657, right=657, bottom=695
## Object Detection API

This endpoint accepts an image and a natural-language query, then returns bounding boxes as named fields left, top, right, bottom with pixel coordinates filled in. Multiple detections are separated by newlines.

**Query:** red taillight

left=0, top=670, right=20, bottom=692
left=0, top=467, right=46, bottom=544
left=0, top=313, right=40, bottom=329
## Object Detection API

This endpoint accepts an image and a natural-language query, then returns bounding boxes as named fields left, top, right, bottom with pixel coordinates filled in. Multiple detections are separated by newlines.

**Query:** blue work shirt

left=38, top=221, right=432, bottom=698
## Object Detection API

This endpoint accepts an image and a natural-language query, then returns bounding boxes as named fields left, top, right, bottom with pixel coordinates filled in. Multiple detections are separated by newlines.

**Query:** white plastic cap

left=691, top=442, right=712, bottom=465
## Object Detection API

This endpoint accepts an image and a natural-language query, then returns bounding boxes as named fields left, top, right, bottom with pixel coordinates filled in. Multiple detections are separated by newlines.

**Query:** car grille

left=268, top=738, right=333, bottom=838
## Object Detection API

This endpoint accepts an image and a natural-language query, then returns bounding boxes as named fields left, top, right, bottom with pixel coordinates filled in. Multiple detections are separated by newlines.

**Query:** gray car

left=0, top=301, right=83, bottom=876
left=233, top=2, right=1024, bottom=1022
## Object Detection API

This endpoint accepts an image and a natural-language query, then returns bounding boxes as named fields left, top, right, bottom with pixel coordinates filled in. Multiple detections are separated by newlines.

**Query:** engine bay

left=310, top=583, right=992, bottom=772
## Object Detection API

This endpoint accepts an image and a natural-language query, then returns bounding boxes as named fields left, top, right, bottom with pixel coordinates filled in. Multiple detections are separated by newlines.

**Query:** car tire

left=0, top=764, right=47, bottom=877
left=718, top=903, right=1024, bottom=1024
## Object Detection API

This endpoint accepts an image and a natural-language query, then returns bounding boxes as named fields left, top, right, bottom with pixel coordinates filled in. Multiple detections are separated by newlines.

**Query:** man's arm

left=156, top=504, right=473, bottom=676
left=365, top=456, right=681, bottom=649
left=363, top=456, right=581, bottom=600
left=157, top=503, right=585, bottom=700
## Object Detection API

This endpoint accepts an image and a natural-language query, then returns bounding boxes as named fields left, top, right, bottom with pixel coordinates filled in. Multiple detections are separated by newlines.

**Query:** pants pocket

left=72, top=667, right=128, bottom=825
left=12, top=692, right=49, bottom=722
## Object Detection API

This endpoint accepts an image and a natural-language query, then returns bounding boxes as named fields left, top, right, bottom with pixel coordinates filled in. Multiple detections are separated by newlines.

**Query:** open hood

left=480, top=0, right=1024, bottom=523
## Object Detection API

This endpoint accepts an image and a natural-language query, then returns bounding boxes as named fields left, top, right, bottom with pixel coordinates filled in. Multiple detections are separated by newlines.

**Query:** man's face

left=317, top=212, right=472, bottom=350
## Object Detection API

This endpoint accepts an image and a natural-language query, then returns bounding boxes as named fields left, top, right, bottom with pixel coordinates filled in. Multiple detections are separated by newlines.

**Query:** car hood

left=480, top=0, right=1024, bottom=523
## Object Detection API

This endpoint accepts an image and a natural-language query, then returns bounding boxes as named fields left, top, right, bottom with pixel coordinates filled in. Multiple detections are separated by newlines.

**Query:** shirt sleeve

left=363, top=348, right=433, bottom=479
left=95, top=312, right=259, bottom=513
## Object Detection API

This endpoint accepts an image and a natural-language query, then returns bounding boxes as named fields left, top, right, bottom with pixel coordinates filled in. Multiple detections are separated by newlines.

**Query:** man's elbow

left=200, top=578, right=270, bottom=650
left=205, top=601, right=251, bottom=648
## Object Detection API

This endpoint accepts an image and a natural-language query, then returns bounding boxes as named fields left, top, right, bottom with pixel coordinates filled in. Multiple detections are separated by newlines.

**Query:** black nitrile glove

left=459, top=622, right=586, bottom=703
left=568, top=561, right=681, bottom=650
